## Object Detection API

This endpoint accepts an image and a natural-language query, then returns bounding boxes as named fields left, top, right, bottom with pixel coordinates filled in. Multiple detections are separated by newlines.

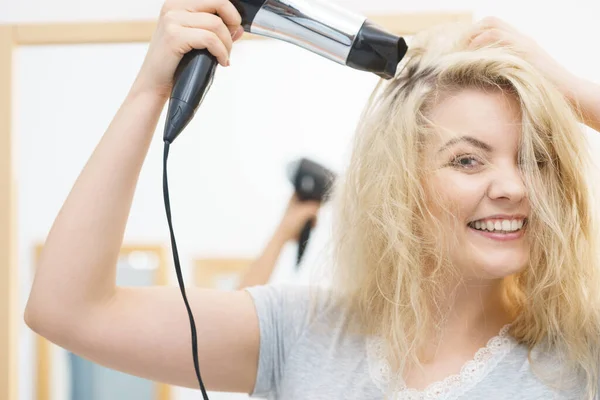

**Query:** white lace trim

left=366, top=324, right=516, bottom=400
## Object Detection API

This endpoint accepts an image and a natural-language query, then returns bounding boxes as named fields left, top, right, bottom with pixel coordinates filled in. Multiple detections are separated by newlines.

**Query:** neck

left=440, top=277, right=512, bottom=331
left=419, top=277, right=514, bottom=362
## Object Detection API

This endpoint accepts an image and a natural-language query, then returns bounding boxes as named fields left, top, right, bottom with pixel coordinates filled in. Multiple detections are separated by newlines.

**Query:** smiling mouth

left=467, top=218, right=528, bottom=234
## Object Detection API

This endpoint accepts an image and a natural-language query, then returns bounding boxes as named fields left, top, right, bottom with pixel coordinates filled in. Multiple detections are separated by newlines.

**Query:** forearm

left=237, top=230, right=288, bottom=289
left=26, top=87, right=167, bottom=322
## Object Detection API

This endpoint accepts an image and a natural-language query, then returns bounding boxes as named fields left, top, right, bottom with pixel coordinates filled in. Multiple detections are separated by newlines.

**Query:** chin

left=469, top=253, right=529, bottom=279
left=459, top=229, right=530, bottom=279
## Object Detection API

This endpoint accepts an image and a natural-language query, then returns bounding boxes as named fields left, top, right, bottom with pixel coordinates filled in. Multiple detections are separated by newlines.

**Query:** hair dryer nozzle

left=346, top=20, right=408, bottom=80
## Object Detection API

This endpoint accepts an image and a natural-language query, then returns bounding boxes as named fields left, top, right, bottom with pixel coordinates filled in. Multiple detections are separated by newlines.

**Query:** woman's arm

left=237, top=195, right=320, bottom=289
left=569, top=76, right=600, bottom=133
left=24, top=0, right=260, bottom=392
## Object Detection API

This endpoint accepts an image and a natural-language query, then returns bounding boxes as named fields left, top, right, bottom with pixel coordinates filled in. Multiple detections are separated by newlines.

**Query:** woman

left=24, top=0, right=600, bottom=398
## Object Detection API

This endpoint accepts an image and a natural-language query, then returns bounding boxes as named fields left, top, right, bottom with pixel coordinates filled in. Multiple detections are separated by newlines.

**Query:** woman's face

left=423, top=88, right=530, bottom=279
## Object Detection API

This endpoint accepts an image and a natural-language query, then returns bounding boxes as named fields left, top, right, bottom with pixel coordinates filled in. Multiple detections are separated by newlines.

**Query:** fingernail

left=232, top=26, right=244, bottom=41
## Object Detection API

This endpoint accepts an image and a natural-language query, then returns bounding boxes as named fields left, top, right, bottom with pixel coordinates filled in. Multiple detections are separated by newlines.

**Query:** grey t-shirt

left=244, top=283, right=588, bottom=400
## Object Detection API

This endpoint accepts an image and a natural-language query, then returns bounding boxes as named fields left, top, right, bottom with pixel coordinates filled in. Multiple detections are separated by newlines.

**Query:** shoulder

left=244, top=284, right=377, bottom=398
left=243, top=282, right=342, bottom=317
left=243, top=283, right=353, bottom=338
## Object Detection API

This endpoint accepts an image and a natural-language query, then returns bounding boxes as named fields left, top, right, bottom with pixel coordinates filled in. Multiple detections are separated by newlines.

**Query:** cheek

left=428, top=171, right=487, bottom=222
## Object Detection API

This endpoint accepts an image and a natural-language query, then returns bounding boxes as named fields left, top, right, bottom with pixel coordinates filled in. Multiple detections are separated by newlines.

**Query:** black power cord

left=162, top=141, right=210, bottom=399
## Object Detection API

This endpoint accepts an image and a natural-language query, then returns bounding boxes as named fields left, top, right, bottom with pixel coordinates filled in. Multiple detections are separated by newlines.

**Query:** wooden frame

left=33, top=243, right=172, bottom=400
left=0, top=11, right=472, bottom=400
left=0, top=24, right=17, bottom=400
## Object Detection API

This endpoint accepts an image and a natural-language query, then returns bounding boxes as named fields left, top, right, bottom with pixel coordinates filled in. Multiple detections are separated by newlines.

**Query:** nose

left=487, top=164, right=526, bottom=203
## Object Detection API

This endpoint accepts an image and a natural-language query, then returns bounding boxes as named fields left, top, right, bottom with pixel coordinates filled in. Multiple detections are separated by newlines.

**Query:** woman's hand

left=276, top=194, right=321, bottom=243
left=132, top=0, right=245, bottom=99
left=467, top=17, right=580, bottom=103
left=468, top=16, right=600, bottom=132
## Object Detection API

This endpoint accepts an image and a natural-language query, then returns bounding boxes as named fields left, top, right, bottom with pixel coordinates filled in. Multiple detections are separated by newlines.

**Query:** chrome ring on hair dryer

left=163, top=0, right=409, bottom=144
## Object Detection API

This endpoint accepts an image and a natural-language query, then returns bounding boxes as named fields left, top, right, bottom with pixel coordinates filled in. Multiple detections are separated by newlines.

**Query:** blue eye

left=450, top=155, right=482, bottom=169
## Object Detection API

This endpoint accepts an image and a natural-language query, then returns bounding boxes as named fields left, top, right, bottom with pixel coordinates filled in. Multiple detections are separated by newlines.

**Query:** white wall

left=5, top=1, right=600, bottom=400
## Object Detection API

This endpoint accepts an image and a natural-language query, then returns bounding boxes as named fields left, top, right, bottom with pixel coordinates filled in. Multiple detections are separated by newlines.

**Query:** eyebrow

left=437, top=135, right=493, bottom=153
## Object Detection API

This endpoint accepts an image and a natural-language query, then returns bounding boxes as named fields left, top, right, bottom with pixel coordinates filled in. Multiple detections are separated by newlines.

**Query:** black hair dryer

left=286, top=158, right=336, bottom=267
left=163, top=0, right=409, bottom=144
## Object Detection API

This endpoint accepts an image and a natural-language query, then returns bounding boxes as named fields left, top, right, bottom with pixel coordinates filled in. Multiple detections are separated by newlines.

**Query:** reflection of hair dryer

left=163, top=0, right=409, bottom=143
left=286, top=158, right=336, bottom=267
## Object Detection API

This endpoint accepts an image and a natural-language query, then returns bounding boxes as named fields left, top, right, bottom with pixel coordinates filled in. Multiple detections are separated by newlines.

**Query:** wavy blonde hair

left=313, top=21, right=600, bottom=398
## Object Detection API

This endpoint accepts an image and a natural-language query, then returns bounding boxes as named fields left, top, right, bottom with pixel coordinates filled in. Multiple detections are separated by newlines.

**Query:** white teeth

left=470, top=218, right=526, bottom=232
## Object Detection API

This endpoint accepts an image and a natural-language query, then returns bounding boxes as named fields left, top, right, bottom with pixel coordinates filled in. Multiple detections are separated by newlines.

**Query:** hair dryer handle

left=163, top=49, right=218, bottom=143
left=297, top=218, right=314, bottom=268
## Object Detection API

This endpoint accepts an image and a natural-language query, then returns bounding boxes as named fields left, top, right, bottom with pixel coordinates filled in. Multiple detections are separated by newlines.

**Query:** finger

left=475, top=16, right=517, bottom=34
left=232, top=26, right=244, bottom=42
left=467, top=17, right=506, bottom=45
left=468, top=28, right=508, bottom=50
left=167, top=11, right=234, bottom=56
left=162, top=0, right=242, bottom=28
left=178, top=26, right=230, bottom=66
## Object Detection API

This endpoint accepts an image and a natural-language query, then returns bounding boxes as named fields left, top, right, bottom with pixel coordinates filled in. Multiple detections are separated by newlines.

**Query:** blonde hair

left=313, top=21, right=600, bottom=398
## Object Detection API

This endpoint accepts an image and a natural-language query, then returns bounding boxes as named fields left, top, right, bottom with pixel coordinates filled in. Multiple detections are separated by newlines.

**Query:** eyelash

left=449, top=154, right=484, bottom=170
left=447, top=153, right=548, bottom=172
